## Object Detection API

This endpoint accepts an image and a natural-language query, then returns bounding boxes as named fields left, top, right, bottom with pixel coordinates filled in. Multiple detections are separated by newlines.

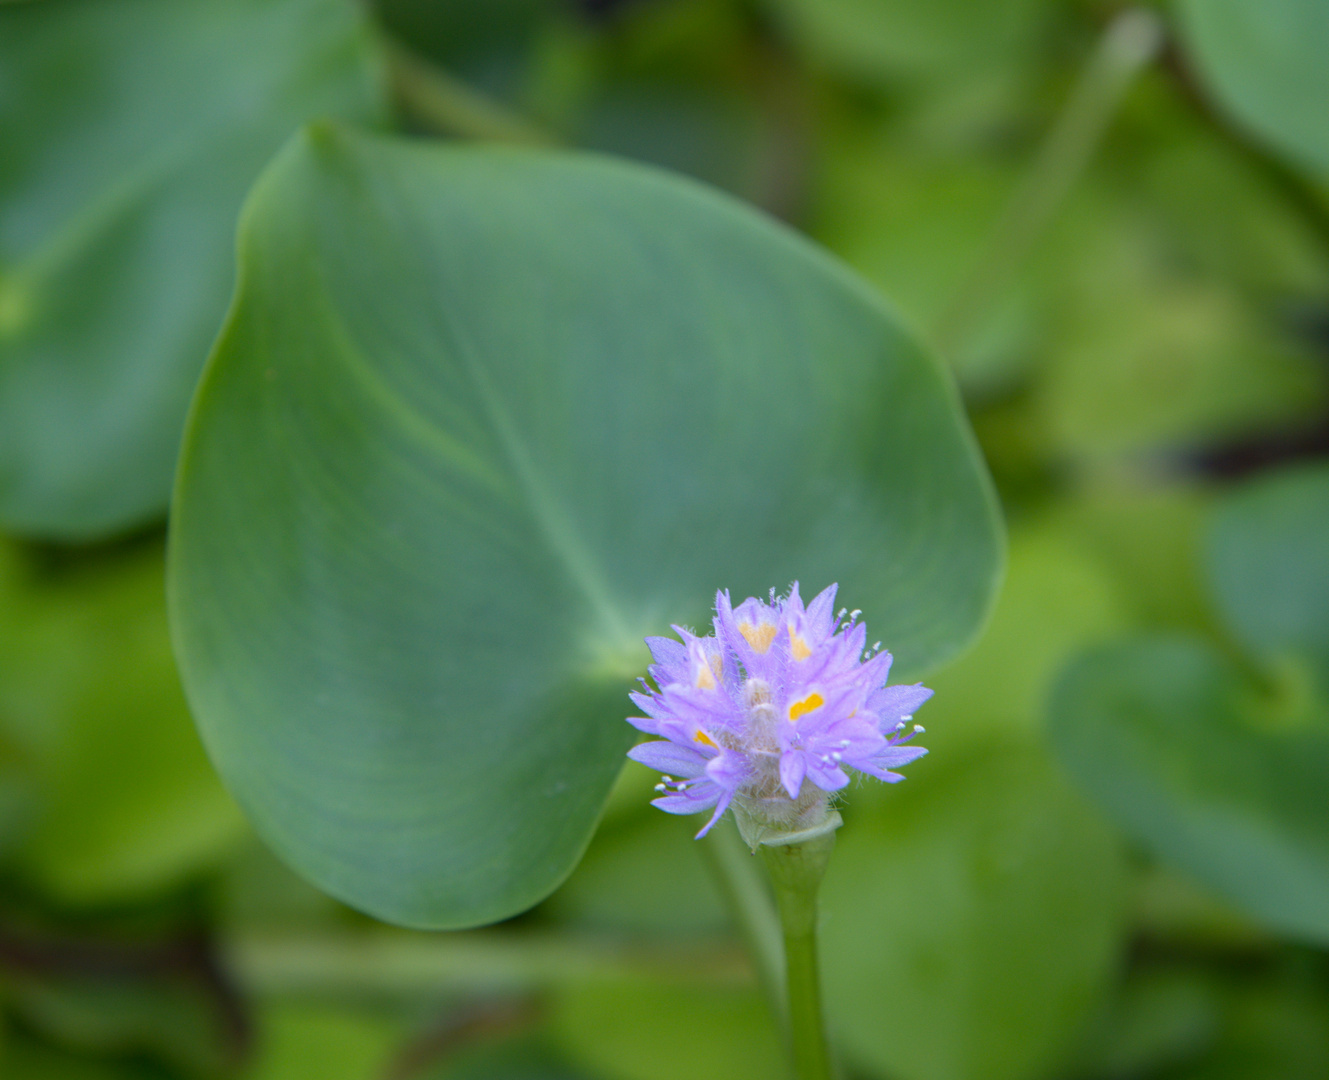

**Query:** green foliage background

left=1, top=0, right=1328, bottom=1078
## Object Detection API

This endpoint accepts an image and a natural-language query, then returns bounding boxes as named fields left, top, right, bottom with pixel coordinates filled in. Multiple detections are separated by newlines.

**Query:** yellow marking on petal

left=694, top=729, right=718, bottom=748
left=789, top=626, right=812, bottom=660
left=788, top=692, right=825, bottom=722
left=739, top=621, right=777, bottom=653
left=695, top=662, right=716, bottom=690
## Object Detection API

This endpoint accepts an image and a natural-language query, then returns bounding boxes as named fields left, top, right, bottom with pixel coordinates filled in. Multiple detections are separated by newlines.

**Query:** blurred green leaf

left=1036, top=254, right=1323, bottom=461
left=1049, top=635, right=1329, bottom=945
left=812, top=141, right=1034, bottom=391
left=168, top=125, right=1002, bottom=929
left=1075, top=966, right=1223, bottom=1079
left=0, top=947, right=240, bottom=1078
left=0, top=540, right=244, bottom=904
left=1136, top=113, right=1329, bottom=297
left=417, top=1036, right=589, bottom=1080
left=0, top=0, right=385, bottom=539
left=1206, top=463, right=1329, bottom=683
left=0, top=1029, right=174, bottom=1080
left=918, top=518, right=1128, bottom=755
left=1175, top=975, right=1329, bottom=1080
left=822, top=743, right=1128, bottom=1080
left=1175, top=0, right=1329, bottom=176
left=245, top=1002, right=404, bottom=1080
left=550, top=976, right=784, bottom=1080
left=571, top=2, right=775, bottom=202
left=371, top=0, right=556, bottom=89
left=542, top=809, right=726, bottom=934
left=766, top=0, right=1052, bottom=83
left=1050, top=483, right=1214, bottom=633
left=214, top=840, right=353, bottom=937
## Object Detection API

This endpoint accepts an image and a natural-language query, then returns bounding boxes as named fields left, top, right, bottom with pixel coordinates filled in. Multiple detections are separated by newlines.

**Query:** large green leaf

left=821, top=744, right=1128, bottom=1080
left=1049, top=636, right=1329, bottom=945
left=169, top=125, right=1002, bottom=928
left=1175, top=0, right=1329, bottom=176
left=0, top=0, right=384, bottom=539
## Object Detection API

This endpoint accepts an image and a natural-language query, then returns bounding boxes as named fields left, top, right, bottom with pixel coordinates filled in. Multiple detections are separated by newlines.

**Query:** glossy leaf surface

left=1176, top=0, right=1329, bottom=175
left=169, top=125, right=1002, bottom=928
left=1050, top=637, right=1329, bottom=944
left=0, top=0, right=383, bottom=539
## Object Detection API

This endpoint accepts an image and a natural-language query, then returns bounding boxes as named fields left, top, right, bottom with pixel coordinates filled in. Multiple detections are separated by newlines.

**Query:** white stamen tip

left=873, top=642, right=882, bottom=652
left=832, top=752, right=842, bottom=761
left=837, top=608, right=847, bottom=619
left=913, top=724, right=926, bottom=734
left=654, top=784, right=666, bottom=791
left=849, top=610, right=861, bottom=620
left=902, top=715, right=912, bottom=721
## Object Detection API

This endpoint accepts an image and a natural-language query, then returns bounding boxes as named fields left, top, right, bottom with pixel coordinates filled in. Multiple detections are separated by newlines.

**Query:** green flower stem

left=762, top=833, right=838, bottom=1080
left=700, top=819, right=788, bottom=1024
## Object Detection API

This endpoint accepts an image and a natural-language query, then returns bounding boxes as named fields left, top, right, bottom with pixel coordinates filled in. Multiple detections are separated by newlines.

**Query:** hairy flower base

left=626, top=583, right=931, bottom=845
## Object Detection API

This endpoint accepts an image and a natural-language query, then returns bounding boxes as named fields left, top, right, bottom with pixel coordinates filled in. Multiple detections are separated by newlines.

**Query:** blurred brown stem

left=225, top=927, right=750, bottom=996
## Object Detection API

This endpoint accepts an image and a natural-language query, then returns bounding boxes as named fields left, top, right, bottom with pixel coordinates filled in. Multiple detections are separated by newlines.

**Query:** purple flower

left=626, top=583, right=930, bottom=841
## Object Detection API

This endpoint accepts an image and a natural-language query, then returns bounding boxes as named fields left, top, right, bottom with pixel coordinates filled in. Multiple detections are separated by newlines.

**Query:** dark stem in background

left=384, top=997, right=543, bottom=1080
left=932, top=8, right=1163, bottom=360
left=384, top=39, right=557, bottom=145
left=0, top=921, right=251, bottom=1067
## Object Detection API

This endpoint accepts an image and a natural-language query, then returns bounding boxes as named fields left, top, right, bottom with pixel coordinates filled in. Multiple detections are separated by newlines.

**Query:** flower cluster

left=626, top=583, right=931, bottom=844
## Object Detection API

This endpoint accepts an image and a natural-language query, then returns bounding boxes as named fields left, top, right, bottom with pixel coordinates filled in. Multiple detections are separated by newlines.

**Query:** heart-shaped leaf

left=1175, top=0, right=1329, bottom=176
left=1050, top=636, right=1329, bottom=945
left=169, top=124, right=1002, bottom=928
left=0, top=0, right=384, bottom=539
